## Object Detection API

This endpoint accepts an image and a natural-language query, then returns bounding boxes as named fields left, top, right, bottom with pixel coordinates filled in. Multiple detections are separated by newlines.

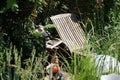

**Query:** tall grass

left=0, top=45, right=47, bottom=80
left=58, top=34, right=120, bottom=80
left=58, top=48, right=99, bottom=80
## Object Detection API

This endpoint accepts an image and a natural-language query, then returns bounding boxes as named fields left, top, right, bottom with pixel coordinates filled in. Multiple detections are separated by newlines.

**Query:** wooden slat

left=50, top=13, right=85, bottom=52
left=67, top=15, right=85, bottom=48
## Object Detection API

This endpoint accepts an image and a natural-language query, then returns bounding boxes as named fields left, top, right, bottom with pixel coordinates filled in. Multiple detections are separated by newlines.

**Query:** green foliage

left=0, top=0, right=47, bottom=58
left=6, top=0, right=18, bottom=12
left=0, top=0, right=18, bottom=13
left=59, top=49, right=98, bottom=80
left=0, top=46, right=47, bottom=80
left=83, top=0, right=120, bottom=57
left=36, top=0, right=69, bottom=25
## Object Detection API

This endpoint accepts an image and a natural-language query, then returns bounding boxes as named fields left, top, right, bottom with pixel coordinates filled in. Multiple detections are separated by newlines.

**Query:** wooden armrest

left=46, top=38, right=63, bottom=49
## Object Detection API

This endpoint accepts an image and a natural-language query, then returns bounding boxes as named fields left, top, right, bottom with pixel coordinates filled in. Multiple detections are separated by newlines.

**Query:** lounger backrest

left=50, top=13, right=85, bottom=52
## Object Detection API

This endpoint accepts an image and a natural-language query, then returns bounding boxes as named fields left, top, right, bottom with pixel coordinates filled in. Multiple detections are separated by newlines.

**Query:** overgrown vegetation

left=0, top=0, right=120, bottom=80
left=0, top=45, right=47, bottom=80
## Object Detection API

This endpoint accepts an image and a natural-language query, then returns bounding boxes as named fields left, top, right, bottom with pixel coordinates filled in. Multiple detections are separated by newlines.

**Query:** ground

left=44, top=71, right=71, bottom=80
